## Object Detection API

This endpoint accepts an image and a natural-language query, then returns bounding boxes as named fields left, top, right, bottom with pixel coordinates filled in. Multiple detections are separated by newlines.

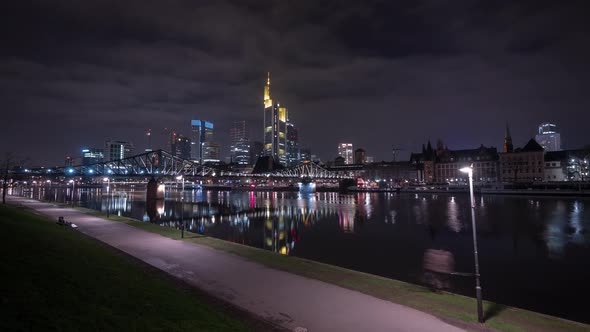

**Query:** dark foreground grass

left=0, top=205, right=252, bottom=332
left=55, top=204, right=590, bottom=331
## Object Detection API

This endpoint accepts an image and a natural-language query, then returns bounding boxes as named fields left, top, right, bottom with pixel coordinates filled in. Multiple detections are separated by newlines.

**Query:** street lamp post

left=176, top=175, right=185, bottom=238
left=460, top=165, right=484, bottom=323
left=69, top=179, right=75, bottom=206
left=103, top=177, right=110, bottom=218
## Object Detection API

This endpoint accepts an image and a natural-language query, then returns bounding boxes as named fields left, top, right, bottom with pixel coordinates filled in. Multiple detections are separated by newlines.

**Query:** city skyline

left=2, top=1, right=589, bottom=166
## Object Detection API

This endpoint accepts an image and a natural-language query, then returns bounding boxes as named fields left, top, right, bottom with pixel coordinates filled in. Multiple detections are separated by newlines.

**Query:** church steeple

left=264, top=72, right=272, bottom=108
left=504, top=122, right=513, bottom=153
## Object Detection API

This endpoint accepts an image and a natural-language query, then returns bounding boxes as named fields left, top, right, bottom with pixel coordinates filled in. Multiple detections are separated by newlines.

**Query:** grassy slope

left=68, top=206, right=590, bottom=331
left=0, top=205, right=251, bottom=332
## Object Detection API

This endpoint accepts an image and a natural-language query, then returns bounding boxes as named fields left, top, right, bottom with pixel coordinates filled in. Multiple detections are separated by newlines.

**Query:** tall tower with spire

left=263, top=72, right=288, bottom=166
left=504, top=122, right=514, bottom=153
left=263, top=72, right=272, bottom=108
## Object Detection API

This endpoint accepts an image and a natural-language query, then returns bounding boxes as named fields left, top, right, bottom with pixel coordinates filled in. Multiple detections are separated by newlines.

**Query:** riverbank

left=20, top=198, right=590, bottom=332
left=0, top=204, right=269, bottom=332
left=7, top=196, right=469, bottom=331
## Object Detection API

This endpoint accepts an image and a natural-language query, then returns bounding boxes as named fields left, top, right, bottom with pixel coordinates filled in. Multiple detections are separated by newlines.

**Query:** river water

left=16, top=184, right=590, bottom=323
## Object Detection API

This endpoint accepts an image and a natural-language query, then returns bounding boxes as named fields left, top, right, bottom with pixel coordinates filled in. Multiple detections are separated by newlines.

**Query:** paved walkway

left=8, top=196, right=465, bottom=332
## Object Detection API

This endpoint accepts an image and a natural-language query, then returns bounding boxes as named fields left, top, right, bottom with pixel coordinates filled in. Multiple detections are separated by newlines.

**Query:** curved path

left=9, top=196, right=465, bottom=332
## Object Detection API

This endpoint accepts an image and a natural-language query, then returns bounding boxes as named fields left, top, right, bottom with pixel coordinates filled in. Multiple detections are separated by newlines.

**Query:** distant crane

left=145, top=128, right=152, bottom=152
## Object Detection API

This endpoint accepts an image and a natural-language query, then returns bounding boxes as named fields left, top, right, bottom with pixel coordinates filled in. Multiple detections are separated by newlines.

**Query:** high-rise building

left=263, top=72, right=288, bottom=166
left=105, top=140, right=134, bottom=161
left=249, top=141, right=264, bottom=165
left=287, top=122, right=299, bottom=166
left=300, top=148, right=311, bottom=162
left=170, top=132, right=191, bottom=160
left=338, top=143, right=353, bottom=164
left=81, top=148, right=104, bottom=165
left=354, top=148, right=366, bottom=164
left=535, top=122, right=561, bottom=152
left=191, top=120, right=214, bottom=163
left=232, top=138, right=251, bottom=165
left=230, top=120, right=247, bottom=144
left=202, top=141, right=220, bottom=163
left=230, top=120, right=249, bottom=164
left=65, top=156, right=74, bottom=167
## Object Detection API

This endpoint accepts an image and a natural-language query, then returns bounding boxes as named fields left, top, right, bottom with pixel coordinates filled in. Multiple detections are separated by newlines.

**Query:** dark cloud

left=1, top=0, right=589, bottom=165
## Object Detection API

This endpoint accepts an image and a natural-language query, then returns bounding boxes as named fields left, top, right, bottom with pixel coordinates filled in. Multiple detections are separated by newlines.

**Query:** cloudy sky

left=1, top=0, right=589, bottom=165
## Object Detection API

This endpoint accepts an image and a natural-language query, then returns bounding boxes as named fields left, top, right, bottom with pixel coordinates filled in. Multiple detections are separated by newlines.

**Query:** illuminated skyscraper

left=105, top=140, right=133, bottom=161
left=191, top=120, right=214, bottom=163
left=287, top=121, right=299, bottom=166
left=202, top=141, right=221, bottom=163
left=263, top=72, right=288, bottom=166
left=230, top=120, right=249, bottom=164
left=535, top=122, right=561, bottom=152
left=338, top=143, right=353, bottom=164
left=170, top=132, right=191, bottom=160
left=81, top=148, right=104, bottom=165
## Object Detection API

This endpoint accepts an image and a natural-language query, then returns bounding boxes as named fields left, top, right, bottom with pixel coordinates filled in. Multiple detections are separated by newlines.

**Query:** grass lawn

left=0, top=205, right=254, bottom=332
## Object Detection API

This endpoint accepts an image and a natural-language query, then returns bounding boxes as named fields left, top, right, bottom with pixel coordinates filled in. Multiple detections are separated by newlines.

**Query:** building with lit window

left=250, top=141, right=264, bottom=165
left=65, top=156, right=74, bottom=167
left=354, top=148, right=366, bottom=164
left=338, top=143, right=353, bottom=164
left=81, top=148, right=104, bottom=165
left=287, top=122, right=299, bottom=166
left=202, top=141, right=221, bottom=164
left=499, top=139, right=544, bottom=183
left=191, top=120, right=214, bottom=163
left=105, top=140, right=133, bottom=161
left=535, top=122, right=561, bottom=152
left=170, top=132, right=191, bottom=160
left=230, top=120, right=249, bottom=164
left=299, top=148, right=311, bottom=162
left=232, top=138, right=250, bottom=165
left=263, top=72, right=288, bottom=166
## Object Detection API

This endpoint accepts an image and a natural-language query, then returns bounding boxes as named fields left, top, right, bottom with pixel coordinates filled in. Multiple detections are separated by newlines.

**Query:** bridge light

left=68, top=168, right=74, bottom=174
left=107, top=169, right=113, bottom=174
left=89, top=169, right=94, bottom=174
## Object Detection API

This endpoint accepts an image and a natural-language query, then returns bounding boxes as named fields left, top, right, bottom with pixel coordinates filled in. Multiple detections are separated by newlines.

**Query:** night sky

left=2, top=0, right=589, bottom=166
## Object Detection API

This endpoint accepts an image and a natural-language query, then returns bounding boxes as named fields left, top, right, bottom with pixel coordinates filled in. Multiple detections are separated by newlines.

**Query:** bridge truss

left=268, top=161, right=351, bottom=179
left=22, top=151, right=352, bottom=180
left=30, top=150, right=215, bottom=177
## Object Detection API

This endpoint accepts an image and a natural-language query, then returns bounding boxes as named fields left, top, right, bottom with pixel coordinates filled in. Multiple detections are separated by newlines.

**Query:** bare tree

left=1, top=152, right=14, bottom=204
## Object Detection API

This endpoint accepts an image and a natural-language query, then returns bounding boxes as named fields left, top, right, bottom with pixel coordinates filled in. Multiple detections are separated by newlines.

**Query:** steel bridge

left=20, top=150, right=353, bottom=180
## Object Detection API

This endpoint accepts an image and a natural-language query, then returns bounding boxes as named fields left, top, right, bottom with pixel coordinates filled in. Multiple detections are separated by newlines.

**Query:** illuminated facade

left=287, top=122, right=299, bottom=166
left=338, top=143, right=353, bottom=164
left=81, top=148, right=104, bottom=165
left=230, top=120, right=249, bottom=164
left=535, top=122, right=561, bottom=152
left=263, top=72, right=288, bottom=166
left=105, top=140, right=133, bottom=161
left=232, top=138, right=250, bottom=165
left=191, top=119, right=214, bottom=163
left=202, top=141, right=221, bottom=163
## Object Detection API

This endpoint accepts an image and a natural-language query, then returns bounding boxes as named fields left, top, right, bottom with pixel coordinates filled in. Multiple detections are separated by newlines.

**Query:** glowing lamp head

left=176, top=175, right=183, bottom=180
left=103, top=177, right=109, bottom=182
left=459, top=166, right=473, bottom=175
